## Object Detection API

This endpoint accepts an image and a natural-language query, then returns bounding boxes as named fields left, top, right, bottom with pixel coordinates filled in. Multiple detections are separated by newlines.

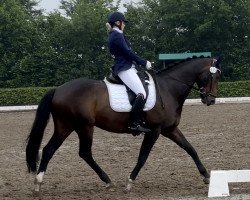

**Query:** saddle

left=107, top=69, right=150, bottom=105
left=104, top=70, right=156, bottom=112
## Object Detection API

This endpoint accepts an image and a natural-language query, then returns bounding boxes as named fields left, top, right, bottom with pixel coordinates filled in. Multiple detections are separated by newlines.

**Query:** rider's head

left=108, top=12, right=128, bottom=31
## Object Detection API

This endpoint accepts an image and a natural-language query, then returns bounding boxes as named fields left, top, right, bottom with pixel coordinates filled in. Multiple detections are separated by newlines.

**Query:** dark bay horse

left=26, top=57, right=221, bottom=194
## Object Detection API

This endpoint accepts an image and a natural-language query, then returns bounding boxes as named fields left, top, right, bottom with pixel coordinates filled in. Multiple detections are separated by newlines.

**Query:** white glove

left=146, top=61, right=152, bottom=70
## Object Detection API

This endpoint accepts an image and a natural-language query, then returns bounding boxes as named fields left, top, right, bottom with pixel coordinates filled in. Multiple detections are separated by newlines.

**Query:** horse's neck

left=159, top=61, right=201, bottom=105
left=170, top=62, right=200, bottom=85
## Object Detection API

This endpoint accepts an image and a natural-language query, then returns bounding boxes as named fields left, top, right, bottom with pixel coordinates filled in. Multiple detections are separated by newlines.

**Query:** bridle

left=162, top=59, right=221, bottom=98
left=198, top=59, right=221, bottom=98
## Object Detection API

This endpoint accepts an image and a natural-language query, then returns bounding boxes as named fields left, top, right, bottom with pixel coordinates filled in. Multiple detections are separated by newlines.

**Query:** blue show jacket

left=108, top=28, right=146, bottom=76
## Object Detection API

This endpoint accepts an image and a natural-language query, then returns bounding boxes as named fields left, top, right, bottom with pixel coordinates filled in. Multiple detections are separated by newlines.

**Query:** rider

left=106, top=11, right=152, bottom=134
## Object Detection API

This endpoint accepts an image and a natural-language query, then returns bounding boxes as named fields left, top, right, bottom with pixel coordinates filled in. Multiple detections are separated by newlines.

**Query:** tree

left=18, top=0, right=42, bottom=16
left=13, top=10, right=89, bottom=87
left=65, top=0, right=114, bottom=79
left=1, top=0, right=248, bottom=88
left=125, top=0, right=250, bottom=80
left=0, top=0, right=40, bottom=87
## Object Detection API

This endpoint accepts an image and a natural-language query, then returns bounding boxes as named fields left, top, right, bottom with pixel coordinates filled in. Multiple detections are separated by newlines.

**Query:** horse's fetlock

left=35, top=172, right=45, bottom=184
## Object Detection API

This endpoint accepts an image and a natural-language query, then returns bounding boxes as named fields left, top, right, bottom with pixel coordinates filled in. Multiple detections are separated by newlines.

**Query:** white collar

left=113, top=27, right=123, bottom=33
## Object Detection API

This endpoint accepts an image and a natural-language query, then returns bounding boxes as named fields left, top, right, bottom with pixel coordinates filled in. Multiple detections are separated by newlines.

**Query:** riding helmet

left=108, top=12, right=128, bottom=23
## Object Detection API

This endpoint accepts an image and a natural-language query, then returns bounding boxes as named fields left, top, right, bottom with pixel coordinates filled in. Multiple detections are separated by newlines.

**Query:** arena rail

left=0, top=97, right=249, bottom=112
left=183, top=97, right=250, bottom=105
left=208, top=170, right=250, bottom=197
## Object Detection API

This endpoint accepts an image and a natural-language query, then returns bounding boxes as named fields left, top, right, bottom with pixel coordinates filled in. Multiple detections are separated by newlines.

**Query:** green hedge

left=0, top=87, right=53, bottom=106
left=218, top=81, right=250, bottom=97
left=188, top=80, right=250, bottom=98
left=0, top=81, right=249, bottom=106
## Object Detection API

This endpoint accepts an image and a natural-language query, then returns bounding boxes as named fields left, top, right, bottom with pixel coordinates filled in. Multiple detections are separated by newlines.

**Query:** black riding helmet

left=108, top=12, right=128, bottom=24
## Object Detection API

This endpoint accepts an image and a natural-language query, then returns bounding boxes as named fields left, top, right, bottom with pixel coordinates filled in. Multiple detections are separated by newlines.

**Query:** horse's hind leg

left=162, top=127, right=210, bottom=183
left=76, top=125, right=112, bottom=187
left=34, top=126, right=72, bottom=195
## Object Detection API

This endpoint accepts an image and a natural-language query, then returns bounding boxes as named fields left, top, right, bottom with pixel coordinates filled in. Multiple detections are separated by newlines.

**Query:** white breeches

left=117, top=66, right=146, bottom=98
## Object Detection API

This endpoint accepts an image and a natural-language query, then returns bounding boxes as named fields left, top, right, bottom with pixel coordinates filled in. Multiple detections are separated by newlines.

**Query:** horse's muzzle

left=201, top=96, right=216, bottom=106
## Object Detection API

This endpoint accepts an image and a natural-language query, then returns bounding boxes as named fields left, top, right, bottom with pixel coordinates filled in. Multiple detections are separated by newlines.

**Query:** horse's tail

left=26, top=89, right=56, bottom=173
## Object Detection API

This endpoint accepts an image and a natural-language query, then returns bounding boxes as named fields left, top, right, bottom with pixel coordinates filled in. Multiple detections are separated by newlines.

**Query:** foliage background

left=0, top=0, right=249, bottom=89
left=0, top=81, right=249, bottom=106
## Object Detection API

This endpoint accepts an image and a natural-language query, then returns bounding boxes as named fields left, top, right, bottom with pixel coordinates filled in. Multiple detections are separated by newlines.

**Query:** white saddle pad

left=104, top=72, right=156, bottom=112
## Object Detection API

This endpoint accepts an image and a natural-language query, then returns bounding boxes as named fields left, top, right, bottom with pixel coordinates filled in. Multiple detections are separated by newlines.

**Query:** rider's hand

left=146, top=61, right=153, bottom=70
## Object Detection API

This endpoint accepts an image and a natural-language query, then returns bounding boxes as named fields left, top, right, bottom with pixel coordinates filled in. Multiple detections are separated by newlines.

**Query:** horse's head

left=196, top=57, right=221, bottom=106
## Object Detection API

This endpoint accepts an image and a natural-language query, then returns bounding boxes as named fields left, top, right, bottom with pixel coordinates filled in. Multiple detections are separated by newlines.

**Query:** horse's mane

left=156, top=55, right=211, bottom=74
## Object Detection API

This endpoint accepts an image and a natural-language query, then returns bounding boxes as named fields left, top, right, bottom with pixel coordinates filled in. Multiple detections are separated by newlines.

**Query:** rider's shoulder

left=110, top=30, right=123, bottom=39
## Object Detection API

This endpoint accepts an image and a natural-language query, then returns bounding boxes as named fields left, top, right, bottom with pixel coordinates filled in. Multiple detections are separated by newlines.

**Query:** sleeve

left=113, top=33, right=147, bottom=66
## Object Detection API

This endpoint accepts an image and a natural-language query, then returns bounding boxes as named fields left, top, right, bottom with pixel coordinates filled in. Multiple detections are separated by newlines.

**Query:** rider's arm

left=113, top=33, right=146, bottom=66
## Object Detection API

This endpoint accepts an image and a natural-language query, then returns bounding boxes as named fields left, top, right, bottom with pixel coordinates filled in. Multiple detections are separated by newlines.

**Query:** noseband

left=199, top=59, right=221, bottom=98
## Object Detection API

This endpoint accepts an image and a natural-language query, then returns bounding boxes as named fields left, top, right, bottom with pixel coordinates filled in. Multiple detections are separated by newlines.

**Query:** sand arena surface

left=0, top=103, right=249, bottom=199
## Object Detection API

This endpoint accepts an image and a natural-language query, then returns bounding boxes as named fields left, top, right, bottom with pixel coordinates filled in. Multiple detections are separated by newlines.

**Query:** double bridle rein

left=164, top=59, right=221, bottom=98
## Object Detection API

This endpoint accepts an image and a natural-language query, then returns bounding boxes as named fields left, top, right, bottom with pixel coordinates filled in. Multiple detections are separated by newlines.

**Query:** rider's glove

left=146, top=61, right=153, bottom=70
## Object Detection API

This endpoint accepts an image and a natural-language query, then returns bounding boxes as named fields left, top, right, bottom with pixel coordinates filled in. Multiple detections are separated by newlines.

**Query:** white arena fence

left=0, top=97, right=249, bottom=112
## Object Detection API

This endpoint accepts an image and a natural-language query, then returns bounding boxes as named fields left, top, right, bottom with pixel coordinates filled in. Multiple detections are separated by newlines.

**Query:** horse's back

left=55, top=77, right=102, bottom=96
left=52, top=78, right=107, bottom=117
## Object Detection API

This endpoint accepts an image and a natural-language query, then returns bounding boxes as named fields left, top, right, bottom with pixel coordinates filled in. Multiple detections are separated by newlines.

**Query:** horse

left=26, top=56, right=221, bottom=195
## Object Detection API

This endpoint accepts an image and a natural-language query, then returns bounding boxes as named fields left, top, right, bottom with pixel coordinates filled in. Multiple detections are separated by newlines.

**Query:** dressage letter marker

left=208, top=170, right=250, bottom=197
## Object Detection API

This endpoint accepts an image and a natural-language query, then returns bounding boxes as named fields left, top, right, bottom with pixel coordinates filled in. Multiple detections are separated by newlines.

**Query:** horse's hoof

left=203, top=177, right=210, bottom=184
left=32, top=189, right=41, bottom=197
left=123, top=177, right=133, bottom=193
left=123, top=188, right=130, bottom=194
left=33, top=180, right=42, bottom=197
left=123, top=185, right=132, bottom=194
left=106, top=182, right=115, bottom=191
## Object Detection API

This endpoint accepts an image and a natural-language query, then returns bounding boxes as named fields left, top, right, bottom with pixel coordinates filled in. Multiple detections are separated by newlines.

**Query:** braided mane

left=156, top=55, right=210, bottom=74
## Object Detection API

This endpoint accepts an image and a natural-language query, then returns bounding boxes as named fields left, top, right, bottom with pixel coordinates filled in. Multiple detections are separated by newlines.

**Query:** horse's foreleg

left=125, top=131, right=160, bottom=192
left=162, top=127, right=210, bottom=183
left=76, top=126, right=112, bottom=187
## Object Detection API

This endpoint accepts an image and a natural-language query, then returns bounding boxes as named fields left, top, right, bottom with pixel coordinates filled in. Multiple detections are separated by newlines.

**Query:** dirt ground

left=0, top=103, right=249, bottom=200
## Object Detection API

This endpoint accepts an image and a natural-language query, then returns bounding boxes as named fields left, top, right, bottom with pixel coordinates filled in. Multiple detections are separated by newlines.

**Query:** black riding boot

left=128, top=93, right=151, bottom=134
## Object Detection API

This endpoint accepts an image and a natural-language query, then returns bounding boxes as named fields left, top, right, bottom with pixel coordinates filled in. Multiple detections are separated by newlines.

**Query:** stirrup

left=129, top=124, right=151, bottom=134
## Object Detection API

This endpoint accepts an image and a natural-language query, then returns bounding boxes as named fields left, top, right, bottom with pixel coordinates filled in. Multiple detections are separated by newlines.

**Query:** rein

left=158, top=60, right=221, bottom=98
left=151, top=69, right=165, bottom=109
left=148, top=58, right=221, bottom=107
left=164, top=74, right=201, bottom=92
left=164, top=72, right=218, bottom=98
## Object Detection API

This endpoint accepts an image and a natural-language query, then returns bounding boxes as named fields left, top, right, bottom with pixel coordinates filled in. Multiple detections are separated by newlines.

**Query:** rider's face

left=115, top=21, right=125, bottom=31
left=121, top=21, right=125, bottom=31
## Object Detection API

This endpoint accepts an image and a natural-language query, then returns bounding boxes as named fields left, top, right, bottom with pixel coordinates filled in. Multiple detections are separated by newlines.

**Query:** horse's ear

left=215, top=55, right=222, bottom=68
